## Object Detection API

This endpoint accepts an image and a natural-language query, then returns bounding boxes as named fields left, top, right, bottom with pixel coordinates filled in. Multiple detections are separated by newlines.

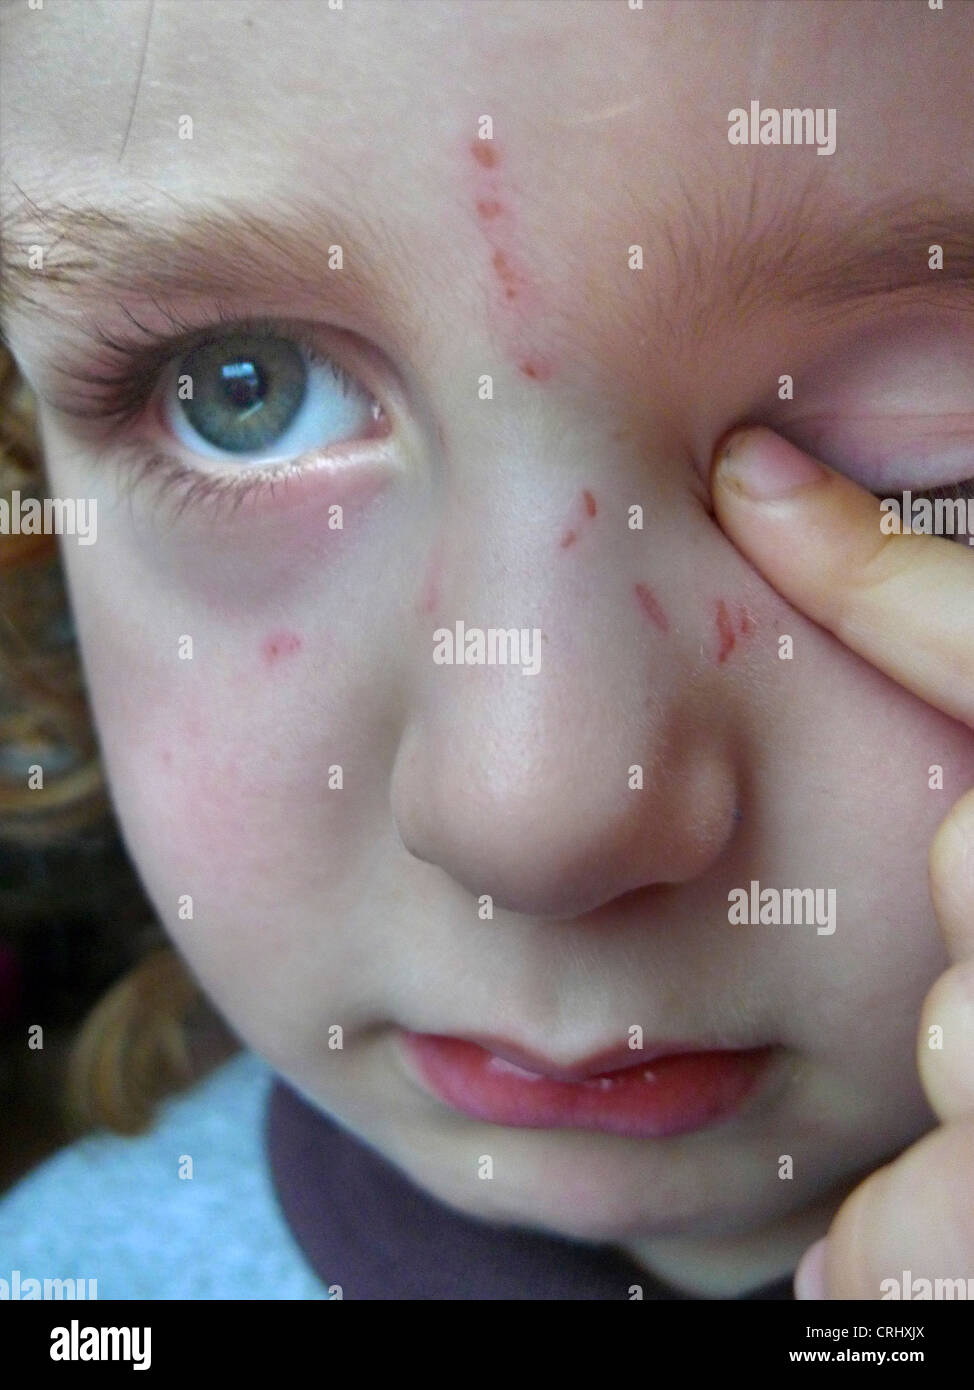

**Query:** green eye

left=178, top=332, right=307, bottom=453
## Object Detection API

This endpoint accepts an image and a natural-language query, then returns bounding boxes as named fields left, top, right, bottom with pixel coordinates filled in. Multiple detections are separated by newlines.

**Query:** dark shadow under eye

left=179, top=332, right=307, bottom=452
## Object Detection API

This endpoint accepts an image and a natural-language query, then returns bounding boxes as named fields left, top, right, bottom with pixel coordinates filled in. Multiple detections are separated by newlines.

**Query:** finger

left=929, top=785, right=974, bottom=961
left=918, top=961, right=974, bottom=1121
left=795, top=1118, right=974, bottom=1299
left=710, top=426, right=974, bottom=730
left=918, top=786, right=974, bottom=1121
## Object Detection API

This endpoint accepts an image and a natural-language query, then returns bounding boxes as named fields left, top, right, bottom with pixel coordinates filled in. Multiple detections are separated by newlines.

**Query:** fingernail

left=794, top=1237, right=829, bottom=1300
left=714, top=428, right=827, bottom=500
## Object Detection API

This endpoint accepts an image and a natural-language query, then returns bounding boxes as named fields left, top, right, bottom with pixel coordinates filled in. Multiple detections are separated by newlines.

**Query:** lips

left=398, top=1031, right=774, bottom=1139
left=454, top=1033, right=717, bottom=1082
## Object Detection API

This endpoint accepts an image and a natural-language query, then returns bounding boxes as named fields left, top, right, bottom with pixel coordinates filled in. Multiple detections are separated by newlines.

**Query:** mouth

left=397, top=1031, right=776, bottom=1139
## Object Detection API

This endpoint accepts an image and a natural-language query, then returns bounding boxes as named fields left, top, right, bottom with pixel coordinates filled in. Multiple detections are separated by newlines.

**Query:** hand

left=710, top=425, right=974, bottom=1300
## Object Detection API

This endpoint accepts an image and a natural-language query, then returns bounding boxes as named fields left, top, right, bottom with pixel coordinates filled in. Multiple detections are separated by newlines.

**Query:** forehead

left=3, top=0, right=971, bottom=209
left=3, top=0, right=974, bottom=425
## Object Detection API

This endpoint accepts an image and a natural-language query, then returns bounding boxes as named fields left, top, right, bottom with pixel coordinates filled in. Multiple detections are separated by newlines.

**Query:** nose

left=390, top=455, right=741, bottom=922
left=393, top=709, right=739, bottom=919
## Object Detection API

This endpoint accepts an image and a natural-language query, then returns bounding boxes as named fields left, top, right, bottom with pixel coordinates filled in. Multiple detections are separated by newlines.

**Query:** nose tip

left=392, top=721, right=740, bottom=921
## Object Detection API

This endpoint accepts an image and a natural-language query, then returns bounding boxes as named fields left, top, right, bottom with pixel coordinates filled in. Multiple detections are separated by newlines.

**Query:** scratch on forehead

left=467, top=136, right=556, bottom=383
left=118, top=0, right=157, bottom=164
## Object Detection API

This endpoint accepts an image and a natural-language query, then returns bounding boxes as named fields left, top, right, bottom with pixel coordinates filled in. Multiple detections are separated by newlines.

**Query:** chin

left=383, top=1124, right=786, bottom=1246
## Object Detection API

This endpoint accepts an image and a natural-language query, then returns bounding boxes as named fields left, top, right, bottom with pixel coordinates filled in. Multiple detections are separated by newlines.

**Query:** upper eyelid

left=44, top=308, right=359, bottom=426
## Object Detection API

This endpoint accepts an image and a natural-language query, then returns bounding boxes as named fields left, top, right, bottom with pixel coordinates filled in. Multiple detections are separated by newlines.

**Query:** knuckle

left=826, top=1166, right=888, bottom=1297
left=828, top=528, right=907, bottom=636
left=931, top=791, right=974, bottom=881
left=942, top=1123, right=974, bottom=1249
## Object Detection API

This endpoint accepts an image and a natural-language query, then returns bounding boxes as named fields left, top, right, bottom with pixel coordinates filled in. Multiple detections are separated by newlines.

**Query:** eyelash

left=51, top=301, right=367, bottom=517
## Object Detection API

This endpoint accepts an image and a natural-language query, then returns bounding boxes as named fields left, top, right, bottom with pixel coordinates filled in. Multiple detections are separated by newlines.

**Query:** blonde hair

left=0, top=339, right=236, bottom=1140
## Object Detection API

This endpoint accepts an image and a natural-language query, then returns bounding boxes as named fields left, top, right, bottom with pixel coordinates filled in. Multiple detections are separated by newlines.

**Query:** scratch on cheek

left=715, top=600, right=736, bottom=663
left=261, top=630, right=303, bottom=667
left=558, top=490, right=600, bottom=550
left=634, top=582, right=670, bottom=634
left=715, top=601, right=756, bottom=663
left=519, top=358, right=554, bottom=381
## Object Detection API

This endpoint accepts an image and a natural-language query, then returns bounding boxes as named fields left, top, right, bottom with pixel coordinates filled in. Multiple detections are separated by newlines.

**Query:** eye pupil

left=220, top=359, right=265, bottom=412
left=179, top=332, right=306, bottom=452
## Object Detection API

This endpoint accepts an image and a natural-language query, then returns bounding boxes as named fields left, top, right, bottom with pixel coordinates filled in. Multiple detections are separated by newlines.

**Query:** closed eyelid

left=771, top=414, right=974, bottom=493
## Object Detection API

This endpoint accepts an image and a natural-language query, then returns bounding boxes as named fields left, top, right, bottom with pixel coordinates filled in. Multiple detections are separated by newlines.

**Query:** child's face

left=4, top=0, right=974, bottom=1291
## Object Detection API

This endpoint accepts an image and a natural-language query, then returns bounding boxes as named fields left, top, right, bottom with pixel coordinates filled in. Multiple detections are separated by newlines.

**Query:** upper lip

left=445, top=1032, right=757, bottom=1083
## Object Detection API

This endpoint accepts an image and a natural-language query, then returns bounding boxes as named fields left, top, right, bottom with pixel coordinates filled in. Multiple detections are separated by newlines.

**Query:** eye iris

left=179, top=333, right=307, bottom=452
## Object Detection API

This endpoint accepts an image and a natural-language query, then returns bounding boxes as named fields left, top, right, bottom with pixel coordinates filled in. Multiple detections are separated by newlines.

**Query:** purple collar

left=265, top=1075, right=794, bottom=1300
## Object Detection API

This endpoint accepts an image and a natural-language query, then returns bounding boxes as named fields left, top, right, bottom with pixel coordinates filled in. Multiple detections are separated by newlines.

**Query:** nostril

left=573, top=880, right=678, bottom=929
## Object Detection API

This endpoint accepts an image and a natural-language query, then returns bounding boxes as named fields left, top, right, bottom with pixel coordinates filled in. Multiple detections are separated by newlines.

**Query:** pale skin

left=1, top=0, right=973, bottom=1297
left=713, top=428, right=974, bottom=1298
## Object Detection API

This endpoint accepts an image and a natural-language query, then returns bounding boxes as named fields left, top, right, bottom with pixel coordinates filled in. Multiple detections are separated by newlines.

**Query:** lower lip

left=399, top=1033, right=773, bottom=1139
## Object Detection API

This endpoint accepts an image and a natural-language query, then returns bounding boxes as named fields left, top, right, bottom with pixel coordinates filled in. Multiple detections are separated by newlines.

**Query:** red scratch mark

left=491, top=249, right=523, bottom=301
left=559, top=489, right=599, bottom=548
left=161, top=750, right=173, bottom=768
left=261, top=630, right=303, bottom=666
left=634, top=582, right=670, bottom=634
left=715, top=601, right=757, bottom=662
left=468, top=133, right=556, bottom=383
left=471, top=140, right=498, bottom=168
left=519, top=359, right=553, bottom=381
left=715, top=600, right=736, bottom=663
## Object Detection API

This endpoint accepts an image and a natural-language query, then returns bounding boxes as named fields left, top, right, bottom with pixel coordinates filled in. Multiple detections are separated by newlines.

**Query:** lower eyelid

left=104, top=427, right=401, bottom=526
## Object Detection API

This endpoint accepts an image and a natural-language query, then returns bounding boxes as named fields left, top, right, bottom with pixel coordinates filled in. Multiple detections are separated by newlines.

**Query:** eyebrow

left=0, top=184, right=418, bottom=337
left=2, top=180, right=974, bottom=359
left=608, top=176, right=974, bottom=355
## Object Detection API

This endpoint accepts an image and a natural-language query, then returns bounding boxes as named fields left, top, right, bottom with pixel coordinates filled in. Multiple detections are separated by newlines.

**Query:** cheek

left=92, top=655, right=367, bottom=1057
left=104, top=679, right=303, bottom=909
left=76, top=609, right=358, bottom=962
left=787, top=664, right=974, bottom=1010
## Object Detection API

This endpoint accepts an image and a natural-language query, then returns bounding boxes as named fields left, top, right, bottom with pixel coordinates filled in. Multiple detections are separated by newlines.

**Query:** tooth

left=599, top=1077, right=613, bottom=1090
left=485, top=1055, right=545, bottom=1081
